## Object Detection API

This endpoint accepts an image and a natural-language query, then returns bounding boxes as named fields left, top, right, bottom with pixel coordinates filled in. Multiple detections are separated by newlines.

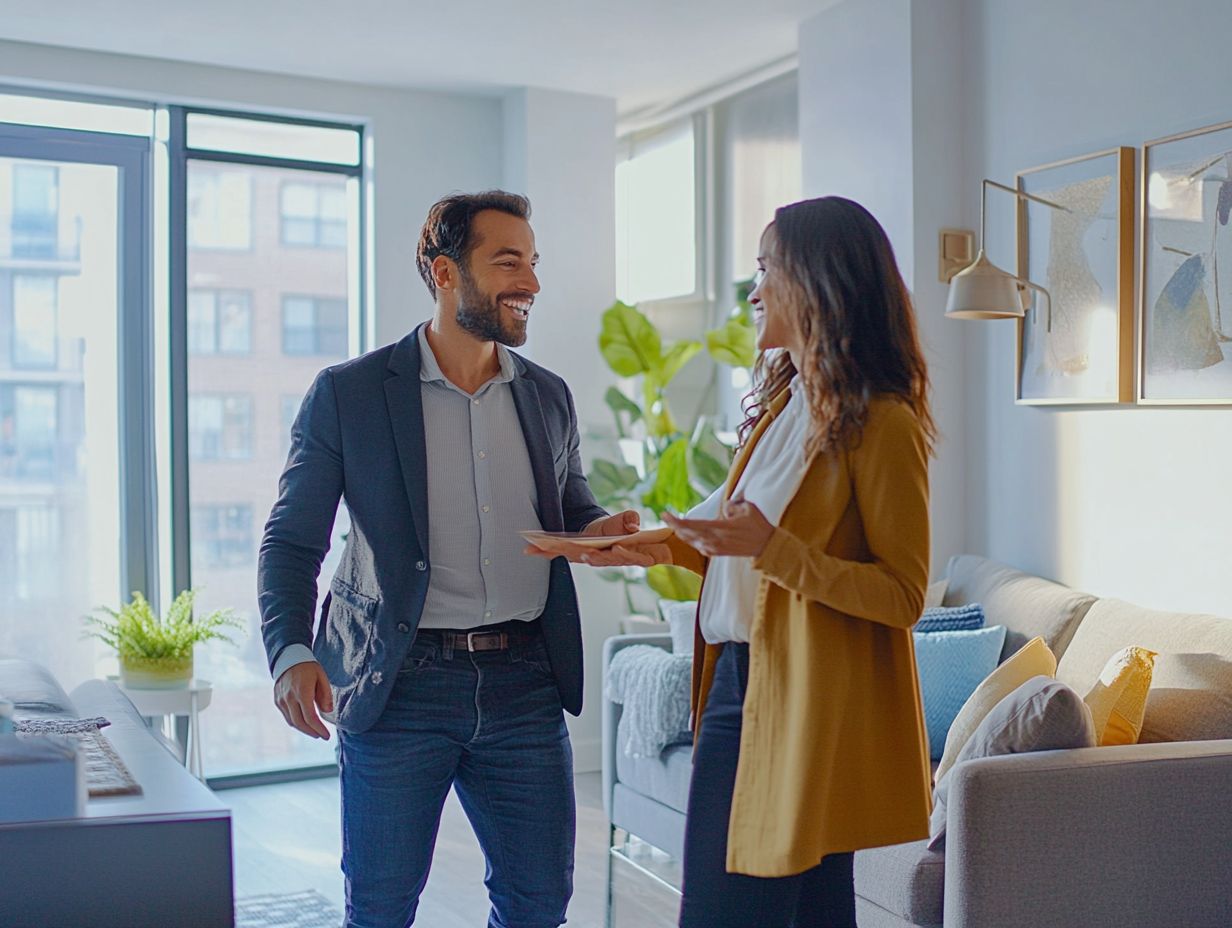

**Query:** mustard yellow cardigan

left=667, top=392, right=932, bottom=877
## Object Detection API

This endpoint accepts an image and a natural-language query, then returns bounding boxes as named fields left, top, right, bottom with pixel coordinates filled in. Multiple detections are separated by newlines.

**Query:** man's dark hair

left=416, top=190, right=531, bottom=299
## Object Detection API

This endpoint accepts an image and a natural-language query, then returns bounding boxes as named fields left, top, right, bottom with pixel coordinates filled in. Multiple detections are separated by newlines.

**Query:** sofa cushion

left=615, top=718, right=693, bottom=814
left=1056, top=598, right=1232, bottom=743
left=943, top=555, right=1095, bottom=661
left=855, top=839, right=944, bottom=927
left=913, top=625, right=1006, bottom=758
left=915, top=603, right=985, bottom=633
left=0, top=658, right=77, bottom=719
left=935, top=636, right=1057, bottom=781
left=928, top=675, right=1094, bottom=850
left=1083, top=646, right=1157, bottom=746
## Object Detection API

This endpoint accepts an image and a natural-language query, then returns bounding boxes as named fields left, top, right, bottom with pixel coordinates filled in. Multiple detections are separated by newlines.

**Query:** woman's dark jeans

left=678, top=643, right=856, bottom=928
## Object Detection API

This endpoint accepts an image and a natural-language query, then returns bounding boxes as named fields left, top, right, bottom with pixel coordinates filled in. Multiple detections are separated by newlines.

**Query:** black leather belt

left=416, top=621, right=539, bottom=653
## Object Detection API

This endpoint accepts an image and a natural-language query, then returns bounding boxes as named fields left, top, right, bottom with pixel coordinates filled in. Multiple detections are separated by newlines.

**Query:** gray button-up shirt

left=270, top=328, right=551, bottom=681
left=414, top=326, right=549, bottom=629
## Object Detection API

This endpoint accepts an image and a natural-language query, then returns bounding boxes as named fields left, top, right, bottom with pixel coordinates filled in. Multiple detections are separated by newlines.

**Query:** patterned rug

left=235, top=889, right=343, bottom=928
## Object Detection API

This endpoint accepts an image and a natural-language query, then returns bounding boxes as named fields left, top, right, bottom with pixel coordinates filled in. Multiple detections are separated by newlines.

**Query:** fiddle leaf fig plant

left=590, top=288, right=757, bottom=608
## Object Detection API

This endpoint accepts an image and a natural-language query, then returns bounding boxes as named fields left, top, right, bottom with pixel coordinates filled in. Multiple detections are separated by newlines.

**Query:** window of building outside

left=187, top=169, right=252, bottom=250
left=188, top=393, right=253, bottom=460
left=280, top=181, right=346, bottom=248
left=190, top=503, right=253, bottom=570
left=12, top=274, right=58, bottom=368
left=282, top=295, right=347, bottom=356
left=188, top=289, right=251, bottom=355
left=10, top=163, right=59, bottom=259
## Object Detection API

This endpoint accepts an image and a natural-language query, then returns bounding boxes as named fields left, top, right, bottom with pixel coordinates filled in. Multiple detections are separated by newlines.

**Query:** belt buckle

left=466, top=630, right=481, bottom=652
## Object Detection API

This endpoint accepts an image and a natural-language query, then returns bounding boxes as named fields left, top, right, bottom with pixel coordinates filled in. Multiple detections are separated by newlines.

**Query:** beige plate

left=520, top=526, right=673, bottom=553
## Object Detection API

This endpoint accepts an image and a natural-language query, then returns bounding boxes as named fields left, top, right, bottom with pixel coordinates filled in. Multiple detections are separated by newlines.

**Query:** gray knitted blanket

left=606, top=645, right=692, bottom=758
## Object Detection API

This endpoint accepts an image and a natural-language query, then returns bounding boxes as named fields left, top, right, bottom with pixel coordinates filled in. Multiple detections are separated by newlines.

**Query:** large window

left=615, top=119, right=699, bottom=305
left=1, top=92, right=365, bottom=783
left=0, top=139, right=127, bottom=691
left=282, top=295, right=347, bottom=356
left=183, top=111, right=361, bottom=779
left=614, top=74, right=801, bottom=432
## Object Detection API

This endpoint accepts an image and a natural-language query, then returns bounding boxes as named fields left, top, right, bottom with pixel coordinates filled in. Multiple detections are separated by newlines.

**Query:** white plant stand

left=115, top=679, right=213, bottom=781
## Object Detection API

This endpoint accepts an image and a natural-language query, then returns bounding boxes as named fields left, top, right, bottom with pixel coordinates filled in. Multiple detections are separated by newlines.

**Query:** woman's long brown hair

left=738, top=196, right=936, bottom=459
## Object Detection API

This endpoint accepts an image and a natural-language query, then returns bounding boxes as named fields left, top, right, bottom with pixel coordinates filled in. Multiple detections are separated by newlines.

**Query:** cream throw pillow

left=934, top=636, right=1058, bottom=781
left=1084, top=646, right=1158, bottom=745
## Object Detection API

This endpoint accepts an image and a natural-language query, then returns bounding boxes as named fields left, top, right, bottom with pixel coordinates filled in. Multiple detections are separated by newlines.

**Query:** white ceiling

left=0, top=0, right=840, bottom=114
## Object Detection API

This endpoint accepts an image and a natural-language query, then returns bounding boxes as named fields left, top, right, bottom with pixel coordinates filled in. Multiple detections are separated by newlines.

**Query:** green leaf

left=690, top=446, right=728, bottom=491
left=599, top=301, right=661, bottom=377
left=655, top=340, right=702, bottom=387
left=604, top=386, right=643, bottom=425
left=587, top=458, right=641, bottom=505
left=642, top=438, right=703, bottom=515
left=705, top=315, right=757, bottom=368
left=646, top=565, right=702, bottom=601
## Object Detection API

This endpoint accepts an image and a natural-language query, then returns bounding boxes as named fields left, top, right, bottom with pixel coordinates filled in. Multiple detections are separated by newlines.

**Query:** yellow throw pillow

left=934, top=636, right=1058, bottom=781
left=1084, top=646, right=1158, bottom=746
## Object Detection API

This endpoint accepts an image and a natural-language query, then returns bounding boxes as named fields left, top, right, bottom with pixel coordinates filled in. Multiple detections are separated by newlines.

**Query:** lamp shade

left=944, top=249, right=1026, bottom=320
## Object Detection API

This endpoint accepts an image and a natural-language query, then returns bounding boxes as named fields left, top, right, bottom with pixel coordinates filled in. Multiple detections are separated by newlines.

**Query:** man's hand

left=582, top=509, right=641, bottom=538
left=274, top=661, right=334, bottom=740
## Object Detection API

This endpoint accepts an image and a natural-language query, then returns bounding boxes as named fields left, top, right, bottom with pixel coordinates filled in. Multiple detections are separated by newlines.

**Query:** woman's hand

left=662, top=499, right=774, bottom=558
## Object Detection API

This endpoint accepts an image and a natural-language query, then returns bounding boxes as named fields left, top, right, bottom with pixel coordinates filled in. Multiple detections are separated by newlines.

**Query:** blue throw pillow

left=913, top=625, right=1007, bottom=759
left=916, top=603, right=985, bottom=633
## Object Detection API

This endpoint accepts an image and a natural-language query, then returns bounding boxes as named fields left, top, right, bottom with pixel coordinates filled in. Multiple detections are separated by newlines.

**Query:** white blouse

left=693, top=379, right=812, bottom=644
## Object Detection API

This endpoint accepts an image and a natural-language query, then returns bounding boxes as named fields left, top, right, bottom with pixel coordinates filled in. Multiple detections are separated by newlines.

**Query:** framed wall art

left=1015, top=147, right=1135, bottom=405
left=1140, top=120, right=1232, bottom=404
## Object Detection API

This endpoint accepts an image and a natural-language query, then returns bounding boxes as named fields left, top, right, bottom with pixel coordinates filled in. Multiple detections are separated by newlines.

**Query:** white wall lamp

left=944, top=179, right=1070, bottom=331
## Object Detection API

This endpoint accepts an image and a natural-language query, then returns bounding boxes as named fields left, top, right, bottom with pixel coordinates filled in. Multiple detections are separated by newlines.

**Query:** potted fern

left=84, top=590, right=243, bottom=689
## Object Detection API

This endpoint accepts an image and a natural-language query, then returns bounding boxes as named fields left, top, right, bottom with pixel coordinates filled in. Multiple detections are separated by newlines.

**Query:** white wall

left=503, top=87, right=622, bottom=770
left=965, top=0, right=1232, bottom=615
left=797, top=0, right=969, bottom=577
left=0, top=39, right=503, bottom=348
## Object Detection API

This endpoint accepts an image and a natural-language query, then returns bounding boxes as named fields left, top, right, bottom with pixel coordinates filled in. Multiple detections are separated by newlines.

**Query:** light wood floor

left=225, top=771, right=679, bottom=927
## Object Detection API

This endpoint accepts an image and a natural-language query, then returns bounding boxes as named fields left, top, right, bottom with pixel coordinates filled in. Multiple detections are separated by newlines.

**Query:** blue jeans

left=678, top=643, right=855, bottom=928
left=338, top=628, right=575, bottom=928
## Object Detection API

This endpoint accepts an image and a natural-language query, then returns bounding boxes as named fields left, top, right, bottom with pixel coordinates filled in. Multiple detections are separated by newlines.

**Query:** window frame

left=168, top=106, right=366, bottom=612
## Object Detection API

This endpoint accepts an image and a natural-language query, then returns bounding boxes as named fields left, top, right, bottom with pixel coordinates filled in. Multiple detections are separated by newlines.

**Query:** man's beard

left=455, top=270, right=530, bottom=348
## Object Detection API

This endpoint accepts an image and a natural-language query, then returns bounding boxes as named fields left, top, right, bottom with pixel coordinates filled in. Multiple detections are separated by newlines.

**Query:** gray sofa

left=0, top=658, right=234, bottom=927
left=601, top=555, right=1232, bottom=928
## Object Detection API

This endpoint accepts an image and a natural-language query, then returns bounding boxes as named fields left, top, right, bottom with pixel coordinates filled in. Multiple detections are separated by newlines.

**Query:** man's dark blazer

left=258, top=322, right=608, bottom=733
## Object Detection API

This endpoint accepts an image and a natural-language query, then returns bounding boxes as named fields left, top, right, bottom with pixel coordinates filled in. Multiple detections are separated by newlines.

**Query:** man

left=258, top=190, right=652, bottom=928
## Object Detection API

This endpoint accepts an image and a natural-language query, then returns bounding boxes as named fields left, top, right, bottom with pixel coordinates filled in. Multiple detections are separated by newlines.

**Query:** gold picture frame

left=1139, top=120, right=1232, bottom=405
left=1014, top=146, right=1135, bottom=405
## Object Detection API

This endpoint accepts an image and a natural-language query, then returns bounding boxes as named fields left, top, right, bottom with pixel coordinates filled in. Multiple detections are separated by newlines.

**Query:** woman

left=658, top=196, right=934, bottom=927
